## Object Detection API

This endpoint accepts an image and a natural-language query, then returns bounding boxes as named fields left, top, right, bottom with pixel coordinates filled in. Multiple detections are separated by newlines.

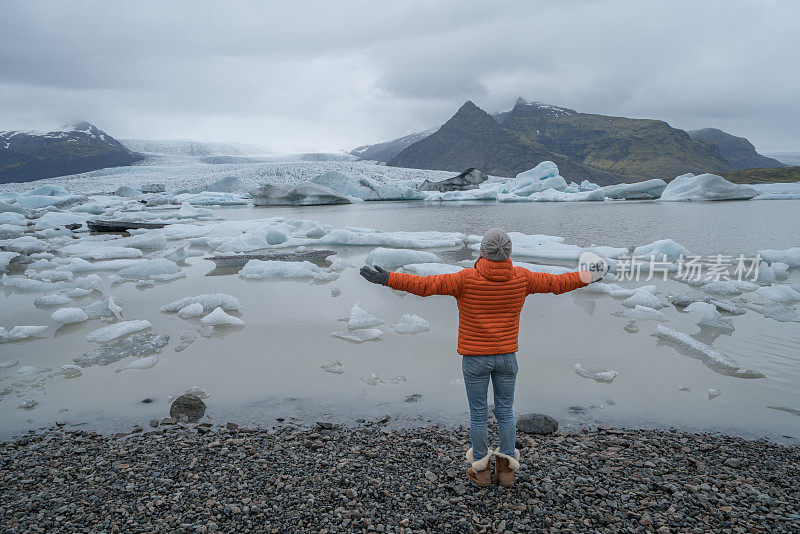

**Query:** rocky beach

left=1, top=418, right=798, bottom=533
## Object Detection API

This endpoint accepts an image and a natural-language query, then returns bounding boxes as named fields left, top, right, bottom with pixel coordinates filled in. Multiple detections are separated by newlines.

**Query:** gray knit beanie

left=480, top=228, right=512, bottom=262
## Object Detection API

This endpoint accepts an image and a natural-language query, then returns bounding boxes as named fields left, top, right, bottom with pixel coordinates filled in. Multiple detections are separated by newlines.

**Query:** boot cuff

left=493, top=448, right=520, bottom=471
left=465, top=448, right=493, bottom=471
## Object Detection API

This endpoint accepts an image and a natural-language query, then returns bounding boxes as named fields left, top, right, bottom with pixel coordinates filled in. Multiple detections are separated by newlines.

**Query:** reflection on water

left=1, top=200, right=799, bottom=441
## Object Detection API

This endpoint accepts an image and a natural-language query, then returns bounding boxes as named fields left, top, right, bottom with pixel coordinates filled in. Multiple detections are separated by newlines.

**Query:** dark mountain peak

left=441, top=101, right=501, bottom=132
left=688, top=127, right=785, bottom=170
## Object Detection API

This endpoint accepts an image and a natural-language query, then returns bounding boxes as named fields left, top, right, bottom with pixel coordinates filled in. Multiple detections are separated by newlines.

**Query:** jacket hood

left=475, top=257, right=514, bottom=282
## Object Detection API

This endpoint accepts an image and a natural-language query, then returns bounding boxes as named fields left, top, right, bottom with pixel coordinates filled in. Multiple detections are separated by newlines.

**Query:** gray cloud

left=0, top=0, right=797, bottom=152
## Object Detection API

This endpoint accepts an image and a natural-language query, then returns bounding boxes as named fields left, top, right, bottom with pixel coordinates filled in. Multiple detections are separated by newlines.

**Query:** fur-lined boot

left=465, top=448, right=493, bottom=487
left=493, top=448, right=520, bottom=487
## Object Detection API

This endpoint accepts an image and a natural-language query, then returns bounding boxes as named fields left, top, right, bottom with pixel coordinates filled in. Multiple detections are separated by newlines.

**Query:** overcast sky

left=0, top=0, right=798, bottom=153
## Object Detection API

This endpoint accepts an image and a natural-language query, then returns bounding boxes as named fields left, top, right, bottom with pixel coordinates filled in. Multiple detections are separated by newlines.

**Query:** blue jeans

left=462, top=352, right=518, bottom=460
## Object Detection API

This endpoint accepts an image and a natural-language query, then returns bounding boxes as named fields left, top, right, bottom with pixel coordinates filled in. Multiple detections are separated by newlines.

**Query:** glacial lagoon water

left=1, top=199, right=799, bottom=441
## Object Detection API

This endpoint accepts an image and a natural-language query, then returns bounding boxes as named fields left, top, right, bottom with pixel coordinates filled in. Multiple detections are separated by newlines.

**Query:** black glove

left=360, top=265, right=390, bottom=286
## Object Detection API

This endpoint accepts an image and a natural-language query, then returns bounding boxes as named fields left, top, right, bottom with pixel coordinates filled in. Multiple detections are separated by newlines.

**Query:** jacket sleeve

left=387, top=270, right=464, bottom=297
left=526, top=270, right=589, bottom=295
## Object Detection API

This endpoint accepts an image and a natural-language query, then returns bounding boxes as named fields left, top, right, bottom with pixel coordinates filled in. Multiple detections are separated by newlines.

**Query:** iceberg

left=1, top=274, right=70, bottom=292
left=161, top=293, right=241, bottom=312
left=685, top=302, right=734, bottom=331
left=115, top=185, right=141, bottom=197
left=86, top=320, right=152, bottom=343
left=502, top=161, right=568, bottom=196
left=331, top=328, right=382, bottom=343
left=74, top=274, right=102, bottom=290
left=54, top=257, right=147, bottom=272
left=758, top=247, right=800, bottom=267
left=315, top=228, right=464, bottom=248
left=251, top=182, right=351, bottom=206
left=573, top=363, right=618, bottom=383
left=310, top=170, right=380, bottom=200
left=51, top=307, right=89, bottom=325
left=118, top=258, right=180, bottom=278
left=0, top=200, right=27, bottom=214
left=177, top=202, right=213, bottom=219
left=61, top=242, right=143, bottom=260
left=32, top=211, right=87, bottom=230
left=701, top=280, right=758, bottom=296
left=632, top=239, right=691, bottom=262
left=114, top=230, right=168, bottom=250
left=34, top=293, right=72, bottom=308
left=602, top=179, right=667, bottom=200
left=239, top=259, right=338, bottom=281
left=201, top=307, right=245, bottom=327
left=0, top=251, right=20, bottom=273
left=375, top=183, right=425, bottom=200
left=347, top=303, right=384, bottom=330
left=177, top=302, right=205, bottom=319
left=614, top=305, right=668, bottom=321
left=114, top=355, right=159, bottom=373
left=392, top=314, right=430, bottom=334
left=655, top=325, right=763, bottom=378
left=622, top=288, right=663, bottom=309
left=74, top=332, right=168, bottom=368
left=0, top=236, right=50, bottom=254
left=0, top=212, right=27, bottom=225
left=754, top=284, right=800, bottom=304
left=499, top=188, right=605, bottom=202
left=364, top=247, right=441, bottom=269
left=0, top=325, right=48, bottom=343
left=660, top=173, right=758, bottom=201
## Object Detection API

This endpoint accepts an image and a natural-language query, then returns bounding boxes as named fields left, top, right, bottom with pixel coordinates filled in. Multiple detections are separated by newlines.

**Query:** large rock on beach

left=169, top=394, right=206, bottom=423
left=516, top=413, right=558, bottom=435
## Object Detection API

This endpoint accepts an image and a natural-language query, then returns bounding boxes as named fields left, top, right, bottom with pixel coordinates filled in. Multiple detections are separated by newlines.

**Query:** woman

left=360, top=228, right=607, bottom=487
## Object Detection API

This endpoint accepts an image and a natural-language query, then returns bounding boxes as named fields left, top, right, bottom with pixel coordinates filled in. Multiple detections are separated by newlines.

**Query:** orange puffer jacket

left=387, top=257, right=588, bottom=355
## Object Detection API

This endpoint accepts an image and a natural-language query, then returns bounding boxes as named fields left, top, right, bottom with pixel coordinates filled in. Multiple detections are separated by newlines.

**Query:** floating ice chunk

left=392, top=314, right=430, bottom=334
left=17, top=399, right=38, bottom=410
left=70, top=202, right=104, bottom=215
left=118, top=258, right=180, bottom=278
left=708, top=388, right=721, bottom=400
left=361, top=373, right=406, bottom=385
left=328, top=258, right=354, bottom=272
left=623, top=288, right=663, bottom=309
left=52, top=364, right=83, bottom=379
left=51, top=307, right=89, bottom=325
left=114, top=230, right=168, bottom=250
left=114, top=185, right=140, bottom=197
left=201, top=307, right=245, bottom=327
left=0, top=212, right=27, bottom=225
left=763, top=304, right=799, bottom=322
left=239, top=259, right=338, bottom=281
left=315, top=228, right=463, bottom=248
left=0, top=236, right=49, bottom=254
left=0, top=251, right=20, bottom=273
left=182, top=385, right=210, bottom=399
left=174, top=330, right=197, bottom=352
left=581, top=282, right=637, bottom=298
left=321, top=359, right=344, bottom=374
left=632, top=239, right=691, bottom=262
left=54, top=257, right=147, bottom=272
left=30, top=270, right=73, bottom=282
left=573, top=363, right=618, bottom=383
left=310, top=170, right=380, bottom=200
left=602, top=179, right=667, bottom=200
left=758, top=247, right=800, bottom=267
left=251, top=182, right=352, bottom=206
left=107, top=296, right=123, bottom=320
left=0, top=325, right=47, bottom=342
left=770, top=262, right=789, bottom=279
left=331, top=328, right=382, bottom=343
left=1, top=274, right=70, bottom=292
left=660, top=173, right=758, bottom=201
left=161, top=293, right=241, bottom=312
left=177, top=202, right=213, bottom=219
left=499, top=188, right=604, bottom=202
left=754, top=284, right=800, bottom=304
left=115, top=356, right=159, bottom=373
left=32, top=212, right=87, bottom=230
left=668, top=293, right=745, bottom=315
left=75, top=333, right=169, bottom=368
left=615, top=305, right=668, bottom=321
left=365, top=248, right=441, bottom=269
left=347, top=303, right=384, bottom=330
left=701, top=280, right=758, bottom=296
left=16, top=194, right=87, bottom=210
left=177, top=303, right=205, bottom=319
left=135, top=280, right=155, bottom=289
left=624, top=321, right=639, bottom=333
left=503, top=162, right=567, bottom=195
left=331, top=286, right=341, bottom=297
left=61, top=242, right=143, bottom=260
left=86, top=320, right=152, bottom=343
left=34, top=293, right=72, bottom=308
left=0, top=200, right=27, bottom=214
left=0, top=359, right=20, bottom=368
left=685, top=302, right=734, bottom=331
left=400, top=263, right=464, bottom=276
left=215, top=229, right=287, bottom=253
left=75, top=274, right=102, bottom=290
left=655, top=325, right=763, bottom=378
left=375, top=183, right=425, bottom=200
